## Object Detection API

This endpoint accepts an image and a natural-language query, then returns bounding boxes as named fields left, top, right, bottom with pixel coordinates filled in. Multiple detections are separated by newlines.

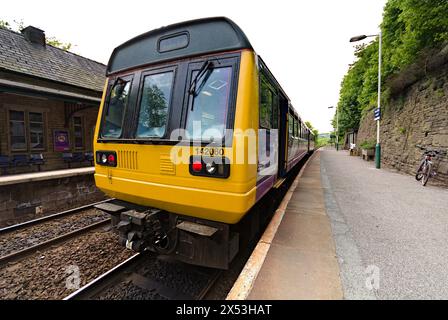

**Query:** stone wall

left=0, top=174, right=106, bottom=225
left=357, top=62, right=448, bottom=187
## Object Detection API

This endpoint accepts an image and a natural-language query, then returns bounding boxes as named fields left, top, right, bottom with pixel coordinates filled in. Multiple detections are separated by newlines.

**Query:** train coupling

left=117, top=209, right=166, bottom=252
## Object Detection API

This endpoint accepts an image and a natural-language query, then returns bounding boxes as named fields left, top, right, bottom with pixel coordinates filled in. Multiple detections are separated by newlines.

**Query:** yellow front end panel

left=94, top=50, right=259, bottom=224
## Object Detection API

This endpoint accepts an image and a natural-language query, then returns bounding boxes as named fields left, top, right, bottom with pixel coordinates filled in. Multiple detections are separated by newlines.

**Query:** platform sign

left=374, top=108, right=381, bottom=121
left=54, top=130, right=70, bottom=151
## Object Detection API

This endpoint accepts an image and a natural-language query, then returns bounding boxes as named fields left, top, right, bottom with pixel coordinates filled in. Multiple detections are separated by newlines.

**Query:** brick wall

left=357, top=63, right=448, bottom=187
left=0, top=92, right=100, bottom=173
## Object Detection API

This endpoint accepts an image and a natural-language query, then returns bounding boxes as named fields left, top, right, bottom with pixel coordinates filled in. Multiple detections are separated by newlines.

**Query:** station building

left=0, top=26, right=106, bottom=174
left=0, top=26, right=107, bottom=224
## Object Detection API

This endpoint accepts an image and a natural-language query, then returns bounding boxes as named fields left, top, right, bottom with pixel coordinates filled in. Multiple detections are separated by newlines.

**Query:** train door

left=258, top=70, right=278, bottom=180
left=278, top=94, right=288, bottom=177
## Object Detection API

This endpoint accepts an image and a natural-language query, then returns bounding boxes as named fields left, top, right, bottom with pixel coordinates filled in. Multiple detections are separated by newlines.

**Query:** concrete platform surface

left=0, top=167, right=94, bottom=186
left=237, top=151, right=344, bottom=300
left=229, top=147, right=448, bottom=300
left=321, top=148, right=448, bottom=299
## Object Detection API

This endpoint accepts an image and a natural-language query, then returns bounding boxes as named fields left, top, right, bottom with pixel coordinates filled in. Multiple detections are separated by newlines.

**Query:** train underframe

left=95, top=200, right=249, bottom=269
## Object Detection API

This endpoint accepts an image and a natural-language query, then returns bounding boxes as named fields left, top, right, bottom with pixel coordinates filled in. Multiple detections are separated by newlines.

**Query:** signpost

left=374, top=108, right=381, bottom=121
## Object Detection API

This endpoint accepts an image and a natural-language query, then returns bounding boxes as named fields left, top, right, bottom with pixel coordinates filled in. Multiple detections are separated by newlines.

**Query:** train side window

left=271, top=92, right=279, bottom=129
left=288, top=114, right=294, bottom=137
left=101, top=78, right=131, bottom=138
left=260, top=75, right=273, bottom=129
left=136, top=71, right=174, bottom=138
left=294, top=119, right=299, bottom=138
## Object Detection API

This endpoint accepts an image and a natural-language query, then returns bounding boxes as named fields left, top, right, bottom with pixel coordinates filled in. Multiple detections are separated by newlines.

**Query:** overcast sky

left=2, top=0, right=386, bottom=133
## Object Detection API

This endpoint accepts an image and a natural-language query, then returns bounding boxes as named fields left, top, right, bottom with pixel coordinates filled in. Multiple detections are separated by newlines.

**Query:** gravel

left=0, top=229, right=133, bottom=299
left=99, top=280, right=168, bottom=300
left=0, top=209, right=108, bottom=257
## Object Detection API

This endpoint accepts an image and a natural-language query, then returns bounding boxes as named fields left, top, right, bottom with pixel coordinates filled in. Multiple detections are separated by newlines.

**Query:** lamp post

left=328, top=106, right=339, bottom=151
left=350, top=32, right=382, bottom=169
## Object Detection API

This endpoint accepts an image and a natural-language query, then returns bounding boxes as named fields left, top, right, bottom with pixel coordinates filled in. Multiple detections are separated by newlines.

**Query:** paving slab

left=247, top=151, right=344, bottom=300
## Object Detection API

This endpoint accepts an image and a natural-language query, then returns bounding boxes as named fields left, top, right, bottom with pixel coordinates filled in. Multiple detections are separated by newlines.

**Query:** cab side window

left=259, top=73, right=278, bottom=129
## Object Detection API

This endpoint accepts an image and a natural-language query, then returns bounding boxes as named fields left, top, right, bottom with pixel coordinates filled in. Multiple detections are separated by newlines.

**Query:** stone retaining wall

left=0, top=174, right=106, bottom=225
left=357, top=62, right=448, bottom=187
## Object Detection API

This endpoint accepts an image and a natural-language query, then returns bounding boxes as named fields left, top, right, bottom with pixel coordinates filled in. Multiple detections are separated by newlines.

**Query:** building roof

left=0, top=27, right=106, bottom=92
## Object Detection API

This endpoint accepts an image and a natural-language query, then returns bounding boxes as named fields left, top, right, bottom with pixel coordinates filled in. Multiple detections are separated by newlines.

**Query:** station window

left=136, top=71, right=174, bottom=138
left=73, top=116, right=84, bottom=149
left=29, top=112, right=44, bottom=150
left=10, top=110, right=26, bottom=151
left=9, top=110, right=46, bottom=151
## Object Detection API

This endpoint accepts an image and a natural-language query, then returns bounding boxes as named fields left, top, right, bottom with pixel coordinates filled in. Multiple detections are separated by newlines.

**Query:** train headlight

left=205, top=162, right=217, bottom=174
left=189, top=156, right=230, bottom=178
left=96, top=151, right=117, bottom=167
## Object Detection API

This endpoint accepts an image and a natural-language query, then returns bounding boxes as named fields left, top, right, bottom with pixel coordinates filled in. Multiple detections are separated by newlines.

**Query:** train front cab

left=93, top=17, right=310, bottom=269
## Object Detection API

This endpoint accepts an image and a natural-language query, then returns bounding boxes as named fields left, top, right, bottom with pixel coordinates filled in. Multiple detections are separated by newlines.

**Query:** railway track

left=0, top=200, right=113, bottom=266
left=64, top=252, right=221, bottom=300
left=0, top=199, right=112, bottom=235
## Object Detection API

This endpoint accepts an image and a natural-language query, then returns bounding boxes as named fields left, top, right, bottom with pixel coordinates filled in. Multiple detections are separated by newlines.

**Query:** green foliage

left=435, top=88, right=445, bottom=98
left=0, top=20, right=11, bottom=30
left=0, top=18, right=73, bottom=51
left=360, top=140, right=376, bottom=150
left=46, top=37, right=72, bottom=51
left=316, top=137, right=330, bottom=149
left=139, top=85, right=168, bottom=129
left=335, top=0, right=448, bottom=136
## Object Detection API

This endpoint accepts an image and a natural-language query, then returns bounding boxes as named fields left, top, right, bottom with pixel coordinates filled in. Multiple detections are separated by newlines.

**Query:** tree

left=0, top=18, right=73, bottom=51
left=336, top=0, right=448, bottom=138
left=0, top=20, right=11, bottom=30
left=46, top=37, right=72, bottom=51
left=139, top=85, right=168, bottom=131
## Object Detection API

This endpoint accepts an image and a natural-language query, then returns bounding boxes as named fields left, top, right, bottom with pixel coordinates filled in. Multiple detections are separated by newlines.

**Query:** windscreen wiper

left=189, top=60, right=213, bottom=98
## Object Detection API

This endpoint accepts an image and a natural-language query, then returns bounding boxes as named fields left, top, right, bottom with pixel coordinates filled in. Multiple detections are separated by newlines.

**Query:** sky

left=2, top=0, right=386, bottom=133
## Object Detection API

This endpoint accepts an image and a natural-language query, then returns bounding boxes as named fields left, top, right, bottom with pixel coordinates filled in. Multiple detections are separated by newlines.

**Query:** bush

left=360, top=140, right=376, bottom=150
left=335, top=0, right=448, bottom=137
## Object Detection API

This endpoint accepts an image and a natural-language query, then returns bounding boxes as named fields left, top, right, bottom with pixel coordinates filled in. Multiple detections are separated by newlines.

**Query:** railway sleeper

left=97, top=200, right=239, bottom=269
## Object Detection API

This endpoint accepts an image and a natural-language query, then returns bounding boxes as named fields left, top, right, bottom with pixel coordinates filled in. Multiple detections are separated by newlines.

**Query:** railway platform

left=0, top=167, right=104, bottom=226
left=228, top=147, right=448, bottom=300
left=227, top=150, right=344, bottom=299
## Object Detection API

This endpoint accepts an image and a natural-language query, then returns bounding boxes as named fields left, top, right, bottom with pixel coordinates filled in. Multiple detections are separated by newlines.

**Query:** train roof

left=107, top=17, right=253, bottom=75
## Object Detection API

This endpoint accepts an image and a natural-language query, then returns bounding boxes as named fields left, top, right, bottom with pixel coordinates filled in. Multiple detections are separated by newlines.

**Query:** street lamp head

left=328, top=106, right=334, bottom=109
left=350, top=35, right=367, bottom=42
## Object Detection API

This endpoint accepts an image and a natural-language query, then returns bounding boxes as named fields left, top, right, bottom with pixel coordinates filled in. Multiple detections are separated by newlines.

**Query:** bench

left=63, top=152, right=93, bottom=168
left=0, top=154, right=46, bottom=175
left=11, top=154, right=29, bottom=167
left=84, top=152, right=94, bottom=166
left=0, top=155, right=9, bottom=175
left=30, top=154, right=45, bottom=171
left=362, top=148, right=375, bottom=161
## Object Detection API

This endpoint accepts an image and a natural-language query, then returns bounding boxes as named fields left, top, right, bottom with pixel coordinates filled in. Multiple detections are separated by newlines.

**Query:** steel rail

left=63, top=253, right=142, bottom=300
left=0, top=218, right=110, bottom=266
left=0, top=198, right=113, bottom=235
